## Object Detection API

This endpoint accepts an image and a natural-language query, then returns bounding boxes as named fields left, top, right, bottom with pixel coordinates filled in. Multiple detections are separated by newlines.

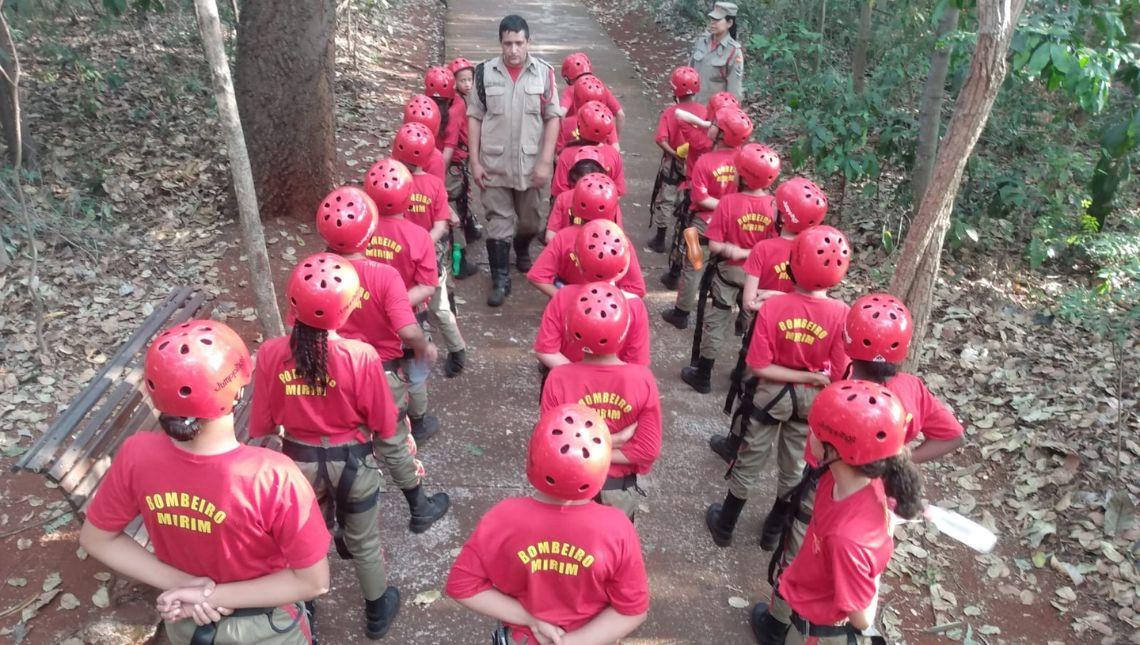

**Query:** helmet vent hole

left=200, top=338, right=213, bottom=346
left=158, top=341, right=170, bottom=351
left=876, top=431, right=887, bottom=440
left=320, top=280, right=327, bottom=289
left=872, top=312, right=880, bottom=319
left=334, top=276, right=342, bottom=283
left=315, top=309, right=325, bottom=317
left=179, top=386, right=192, bottom=397
left=581, top=448, right=590, bottom=459
left=593, top=437, right=601, bottom=444
left=890, top=342, right=899, bottom=348
left=560, top=444, right=570, bottom=454
left=578, top=483, right=590, bottom=491
left=846, top=394, right=857, bottom=401
left=868, top=396, right=877, bottom=405
left=889, top=312, right=897, bottom=319
left=146, top=379, right=155, bottom=390
left=552, top=429, right=563, bottom=435
left=546, top=476, right=556, bottom=485
left=862, top=339, right=871, bottom=346
left=179, top=344, right=190, bottom=355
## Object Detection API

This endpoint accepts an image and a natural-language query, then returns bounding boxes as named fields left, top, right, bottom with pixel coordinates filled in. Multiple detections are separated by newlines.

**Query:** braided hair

left=433, top=96, right=450, bottom=141
left=290, top=321, right=330, bottom=387
left=857, top=452, right=924, bottom=519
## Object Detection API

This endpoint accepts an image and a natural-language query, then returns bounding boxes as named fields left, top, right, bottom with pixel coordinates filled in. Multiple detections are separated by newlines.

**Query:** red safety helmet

left=424, top=66, right=456, bottom=100
left=364, top=158, right=414, bottom=216
left=736, top=143, right=780, bottom=190
left=571, top=173, right=619, bottom=222
left=575, top=219, right=631, bottom=282
left=775, top=177, right=829, bottom=233
left=716, top=107, right=753, bottom=147
left=447, top=57, right=475, bottom=76
left=316, top=186, right=378, bottom=254
left=144, top=320, right=251, bottom=419
left=844, top=293, right=913, bottom=364
left=287, top=253, right=362, bottom=331
left=574, top=75, right=607, bottom=107
left=392, top=122, right=436, bottom=168
left=707, top=91, right=740, bottom=118
left=567, top=282, right=631, bottom=355
left=527, top=403, right=612, bottom=501
left=561, top=52, right=593, bottom=82
left=809, top=380, right=907, bottom=465
left=789, top=225, right=850, bottom=290
left=403, top=94, right=441, bottom=135
left=577, top=101, right=615, bottom=144
left=670, top=66, right=700, bottom=98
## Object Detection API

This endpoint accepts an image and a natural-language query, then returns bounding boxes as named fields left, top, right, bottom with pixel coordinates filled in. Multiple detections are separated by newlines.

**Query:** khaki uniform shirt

left=467, top=55, right=563, bottom=191
left=690, top=34, right=744, bottom=103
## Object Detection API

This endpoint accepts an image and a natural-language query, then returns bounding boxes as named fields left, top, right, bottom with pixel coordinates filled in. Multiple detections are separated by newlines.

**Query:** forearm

left=529, top=279, right=558, bottom=299
left=455, top=589, right=535, bottom=627
left=397, top=324, right=429, bottom=356
left=848, top=594, right=878, bottom=632
left=430, top=221, right=449, bottom=242
left=656, top=140, right=676, bottom=157
left=752, top=364, right=819, bottom=384
left=407, top=285, right=434, bottom=306
left=80, top=523, right=199, bottom=591
left=442, top=147, right=455, bottom=166
left=468, top=118, right=482, bottom=161
left=536, top=351, right=570, bottom=369
left=910, top=436, right=964, bottom=464
left=614, top=110, right=626, bottom=138
left=208, top=562, right=330, bottom=610
left=563, top=608, right=647, bottom=645
left=697, top=197, right=718, bottom=211
left=539, top=117, right=560, bottom=165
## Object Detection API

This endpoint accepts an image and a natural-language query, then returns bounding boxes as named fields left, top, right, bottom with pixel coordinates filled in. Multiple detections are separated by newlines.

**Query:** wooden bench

left=12, top=287, right=270, bottom=545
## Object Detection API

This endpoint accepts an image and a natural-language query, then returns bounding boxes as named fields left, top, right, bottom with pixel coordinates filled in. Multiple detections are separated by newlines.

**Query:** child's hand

left=157, top=581, right=231, bottom=625
left=611, top=422, right=638, bottom=447
left=528, top=618, right=566, bottom=645
left=806, top=372, right=831, bottom=387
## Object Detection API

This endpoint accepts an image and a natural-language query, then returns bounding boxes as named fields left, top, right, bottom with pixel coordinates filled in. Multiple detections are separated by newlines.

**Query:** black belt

left=282, top=440, right=378, bottom=560
left=601, top=474, right=638, bottom=491
left=790, top=612, right=858, bottom=640
left=189, top=604, right=302, bottom=645
left=382, top=358, right=402, bottom=372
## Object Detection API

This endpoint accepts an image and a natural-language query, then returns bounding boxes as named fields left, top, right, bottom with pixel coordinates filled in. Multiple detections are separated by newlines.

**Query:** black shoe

left=364, top=586, right=400, bottom=639
left=464, top=218, right=483, bottom=242
left=661, top=307, right=690, bottom=330
left=709, top=434, right=738, bottom=463
left=647, top=227, right=667, bottom=253
left=455, top=249, right=479, bottom=280
left=444, top=350, right=466, bottom=378
left=750, top=602, right=790, bottom=645
left=403, top=484, right=451, bottom=533
left=760, top=499, right=793, bottom=551
left=513, top=236, right=534, bottom=273
left=409, top=415, right=439, bottom=445
left=706, top=492, right=746, bottom=547
left=681, top=357, right=714, bottom=394
left=305, top=601, right=318, bottom=645
left=485, top=239, right=512, bottom=307
left=660, top=269, right=680, bottom=290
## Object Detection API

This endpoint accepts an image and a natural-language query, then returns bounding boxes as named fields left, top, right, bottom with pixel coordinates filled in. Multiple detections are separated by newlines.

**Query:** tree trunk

left=911, top=6, right=960, bottom=208
left=851, top=0, right=874, bottom=93
left=816, top=0, right=827, bottom=71
left=889, top=0, right=1026, bottom=366
left=192, top=0, right=284, bottom=338
left=0, top=14, right=35, bottom=170
left=234, top=0, right=335, bottom=221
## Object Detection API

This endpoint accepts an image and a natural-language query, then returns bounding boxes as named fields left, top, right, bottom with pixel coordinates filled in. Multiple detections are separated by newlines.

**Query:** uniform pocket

left=523, top=80, right=544, bottom=115
left=485, top=84, right=507, bottom=115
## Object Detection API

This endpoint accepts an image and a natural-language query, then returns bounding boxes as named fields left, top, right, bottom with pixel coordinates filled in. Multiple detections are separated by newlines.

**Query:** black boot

left=709, top=434, right=740, bottom=463
left=444, top=349, right=466, bottom=377
left=513, top=235, right=534, bottom=273
left=681, top=357, right=715, bottom=394
left=735, top=310, right=748, bottom=337
left=464, top=217, right=483, bottom=242
left=750, top=602, right=790, bottom=645
left=647, top=227, right=667, bottom=253
left=305, top=600, right=318, bottom=645
left=760, top=498, right=793, bottom=551
left=409, top=415, right=439, bottom=444
left=486, top=239, right=511, bottom=307
left=661, top=306, right=690, bottom=330
left=660, top=268, right=680, bottom=290
left=455, top=248, right=479, bottom=280
left=402, top=484, right=450, bottom=533
left=364, top=586, right=400, bottom=639
left=706, top=492, right=746, bottom=547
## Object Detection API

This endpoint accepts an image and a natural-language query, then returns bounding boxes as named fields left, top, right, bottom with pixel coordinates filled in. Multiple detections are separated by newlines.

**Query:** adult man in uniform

left=468, top=14, right=563, bottom=307
left=690, top=2, right=744, bottom=102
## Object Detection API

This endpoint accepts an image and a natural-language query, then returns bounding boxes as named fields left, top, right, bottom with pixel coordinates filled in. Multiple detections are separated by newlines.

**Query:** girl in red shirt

left=81, top=321, right=331, bottom=645
left=544, top=152, right=612, bottom=242
left=648, top=66, right=704, bottom=254
left=751, top=379, right=923, bottom=645
left=446, top=404, right=649, bottom=644
left=443, top=57, right=484, bottom=277
left=741, top=177, right=829, bottom=312
left=402, top=94, right=447, bottom=180
left=551, top=101, right=626, bottom=197
left=557, top=75, right=621, bottom=154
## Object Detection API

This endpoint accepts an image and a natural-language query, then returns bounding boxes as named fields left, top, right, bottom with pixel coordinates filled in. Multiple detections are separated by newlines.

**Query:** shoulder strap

left=475, top=62, right=487, bottom=110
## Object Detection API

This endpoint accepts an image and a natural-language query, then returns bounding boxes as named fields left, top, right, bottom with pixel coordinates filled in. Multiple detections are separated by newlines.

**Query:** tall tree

left=890, top=0, right=1027, bottom=362
left=851, top=0, right=875, bottom=93
left=234, top=0, right=336, bottom=220
left=911, top=5, right=961, bottom=206
left=0, top=2, right=35, bottom=169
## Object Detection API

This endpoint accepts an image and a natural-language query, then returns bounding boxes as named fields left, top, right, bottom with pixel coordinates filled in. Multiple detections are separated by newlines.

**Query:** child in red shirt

left=559, top=51, right=626, bottom=134
left=402, top=94, right=447, bottom=180
left=81, top=320, right=330, bottom=645
left=557, top=75, right=621, bottom=154
left=544, top=153, right=620, bottom=242
left=541, top=285, right=662, bottom=520
left=707, top=225, right=852, bottom=550
left=446, top=404, right=649, bottom=644
left=648, top=66, right=704, bottom=254
left=551, top=101, right=625, bottom=197
left=683, top=143, right=780, bottom=395
left=443, top=57, right=483, bottom=277
left=751, top=380, right=924, bottom=645
left=741, top=177, right=829, bottom=312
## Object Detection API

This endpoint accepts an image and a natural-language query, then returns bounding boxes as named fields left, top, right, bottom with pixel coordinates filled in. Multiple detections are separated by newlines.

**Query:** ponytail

left=290, top=321, right=330, bottom=387
left=727, top=17, right=738, bottom=40
left=159, top=414, right=201, bottom=442
left=433, top=96, right=450, bottom=140
left=858, top=452, right=924, bottom=519
left=850, top=359, right=899, bottom=384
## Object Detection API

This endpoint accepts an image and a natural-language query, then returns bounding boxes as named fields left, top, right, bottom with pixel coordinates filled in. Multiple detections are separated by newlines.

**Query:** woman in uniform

left=690, top=2, right=744, bottom=103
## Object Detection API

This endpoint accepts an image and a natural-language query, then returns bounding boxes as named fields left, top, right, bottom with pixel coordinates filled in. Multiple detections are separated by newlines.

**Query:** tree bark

left=0, top=9, right=35, bottom=170
left=911, top=6, right=960, bottom=208
left=851, top=0, right=874, bottom=93
left=192, top=0, right=284, bottom=338
left=234, top=0, right=335, bottom=221
left=816, top=0, right=828, bottom=71
left=889, top=0, right=1026, bottom=366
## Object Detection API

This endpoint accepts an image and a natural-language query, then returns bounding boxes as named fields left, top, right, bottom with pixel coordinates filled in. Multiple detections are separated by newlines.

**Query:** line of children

left=551, top=100, right=626, bottom=199
left=545, top=148, right=623, bottom=242
left=648, top=66, right=704, bottom=254
left=443, top=57, right=484, bottom=278
left=557, top=75, right=621, bottom=155
left=560, top=51, right=626, bottom=138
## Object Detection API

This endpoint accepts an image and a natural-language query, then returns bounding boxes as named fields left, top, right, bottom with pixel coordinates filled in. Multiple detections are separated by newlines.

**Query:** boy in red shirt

left=559, top=51, right=626, bottom=135
left=741, top=177, right=829, bottom=312
left=445, top=404, right=649, bottom=644
left=541, top=285, right=662, bottom=520
left=544, top=151, right=615, bottom=241
left=557, top=75, right=621, bottom=154
left=81, top=320, right=331, bottom=645
left=364, top=158, right=443, bottom=445
left=443, top=57, right=484, bottom=276
left=662, top=106, right=753, bottom=330
left=648, top=66, right=703, bottom=253
left=534, top=220, right=651, bottom=369
left=402, top=94, right=447, bottom=180
left=683, top=143, right=780, bottom=394
left=551, top=101, right=625, bottom=197
left=706, top=225, right=852, bottom=549
left=528, top=173, right=646, bottom=298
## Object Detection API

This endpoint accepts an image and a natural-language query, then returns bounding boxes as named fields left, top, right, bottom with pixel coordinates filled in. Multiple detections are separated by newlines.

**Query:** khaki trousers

left=598, top=487, right=641, bottom=521
left=428, top=241, right=465, bottom=353
left=164, top=605, right=310, bottom=645
left=700, top=263, right=750, bottom=359
left=482, top=185, right=546, bottom=241
left=728, top=380, right=820, bottom=500
left=650, top=163, right=680, bottom=229
left=675, top=215, right=709, bottom=313
left=375, top=369, right=422, bottom=490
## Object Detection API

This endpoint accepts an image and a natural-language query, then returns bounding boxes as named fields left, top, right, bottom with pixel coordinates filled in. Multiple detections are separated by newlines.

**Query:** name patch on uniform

left=737, top=212, right=773, bottom=232
left=713, top=164, right=737, bottom=186
left=367, top=235, right=404, bottom=261
left=145, top=491, right=227, bottom=534
left=517, top=540, right=597, bottom=576
left=579, top=391, right=633, bottom=421
left=277, top=369, right=337, bottom=397
left=777, top=317, right=829, bottom=345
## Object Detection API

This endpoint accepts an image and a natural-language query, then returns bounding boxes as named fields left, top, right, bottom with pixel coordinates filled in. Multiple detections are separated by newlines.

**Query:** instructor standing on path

left=690, top=2, right=744, bottom=102
left=468, top=14, right=563, bottom=308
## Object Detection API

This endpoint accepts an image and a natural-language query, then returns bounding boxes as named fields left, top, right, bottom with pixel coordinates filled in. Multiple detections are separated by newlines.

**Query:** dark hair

left=290, top=321, right=330, bottom=387
left=159, top=414, right=201, bottom=442
left=727, top=16, right=737, bottom=40
left=857, top=453, right=924, bottom=519
left=569, top=159, right=605, bottom=186
left=433, top=96, right=450, bottom=139
left=499, top=15, right=529, bottom=40
left=849, top=359, right=899, bottom=383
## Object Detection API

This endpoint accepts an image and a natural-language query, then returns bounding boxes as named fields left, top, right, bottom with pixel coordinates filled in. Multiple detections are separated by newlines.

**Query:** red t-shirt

left=746, top=291, right=850, bottom=379
left=689, top=149, right=739, bottom=221
left=706, top=192, right=778, bottom=266
left=886, top=373, right=965, bottom=444
left=779, top=473, right=892, bottom=625
left=366, top=218, right=439, bottom=290
left=424, top=148, right=446, bottom=180
left=683, top=119, right=714, bottom=182
left=443, top=98, right=468, bottom=163
left=541, top=363, right=662, bottom=477
left=557, top=115, right=619, bottom=155
left=559, top=82, right=623, bottom=118
left=552, top=144, right=625, bottom=197
left=534, top=286, right=650, bottom=365
left=249, top=336, right=398, bottom=445
left=445, top=497, right=649, bottom=639
left=86, top=433, right=331, bottom=584
left=656, top=102, right=708, bottom=153
left=546, top=191, right=624, bottom=235
left=339, top=257, right=418, bottom=362
left=406, top=172, right=451, bottom=233
left=743, top=236, right=795, bottom=293
left=506, top=63, right=523, bottom=82
left=527, top=225, right=646, bottom=297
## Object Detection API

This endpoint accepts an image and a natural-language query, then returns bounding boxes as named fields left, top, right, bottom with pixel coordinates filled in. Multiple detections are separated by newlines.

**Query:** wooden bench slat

left=47, top=378, right=141, bottom=479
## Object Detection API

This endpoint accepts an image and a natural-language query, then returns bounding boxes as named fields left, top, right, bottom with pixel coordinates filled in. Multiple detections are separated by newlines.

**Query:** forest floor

left=0, top=0, right=1137, bottom=643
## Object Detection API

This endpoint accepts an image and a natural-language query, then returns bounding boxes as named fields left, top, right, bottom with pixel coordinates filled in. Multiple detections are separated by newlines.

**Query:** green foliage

left=101, top=0, right=166, bottom=17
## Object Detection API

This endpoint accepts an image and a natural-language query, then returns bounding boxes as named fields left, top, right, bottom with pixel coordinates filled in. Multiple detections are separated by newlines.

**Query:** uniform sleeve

left=266, top=462, right=333, bottom=569
left=705, top=200, right=731, bottom=243
left=359, top=354, right=398, bottom=439
left=415, top=238, right=441, bottom=287
left=743, top=242, right=765, bottom=277
left=727, top=46, right=744, bottom=98
left=746, top=305, right=775, bottom=370
left=915, top=380, right=965, bottom=441
left=619, top=371, right=662, bottom=470
left=826, top=537, right=879, bottom=617
left=527, top=240, right=561, bottom=286
left=534, top=295, right=567, bottom=354
left=248, top=349, right=277, bottom=439
left=608, top=147, right=627, bottom=196
left=604, top=87, right=623, bottom=116
left=547, top=197, right=568, bottom=234
left=617, top=250, right=647, bottom=298
left=605, top=523, right=650, bottom=616
left=618, top=298, right=651, bottom=366
left=654, top=110, right=671, bottom=144
left=539, top=370, right=562, bottom=414
left=690, top=158, right=712, bottom=204
left=551, top=149, right=572, bottom=196
left=826, top=304, right=851, bottom=380
left=443, top=105, right=463, bottom=149
left=445, top=514, right=496, bottom=599
left=381, top=272, right=418, bottom=332
left=84, top=438, right=140, bottom=532
left=431, top=181, right=450, bottom=223
left=541, top=67, right=563, bottom=121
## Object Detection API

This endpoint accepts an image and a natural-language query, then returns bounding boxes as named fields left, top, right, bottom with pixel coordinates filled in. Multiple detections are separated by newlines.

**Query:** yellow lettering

left=517, top=550, right=530, bottom=565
